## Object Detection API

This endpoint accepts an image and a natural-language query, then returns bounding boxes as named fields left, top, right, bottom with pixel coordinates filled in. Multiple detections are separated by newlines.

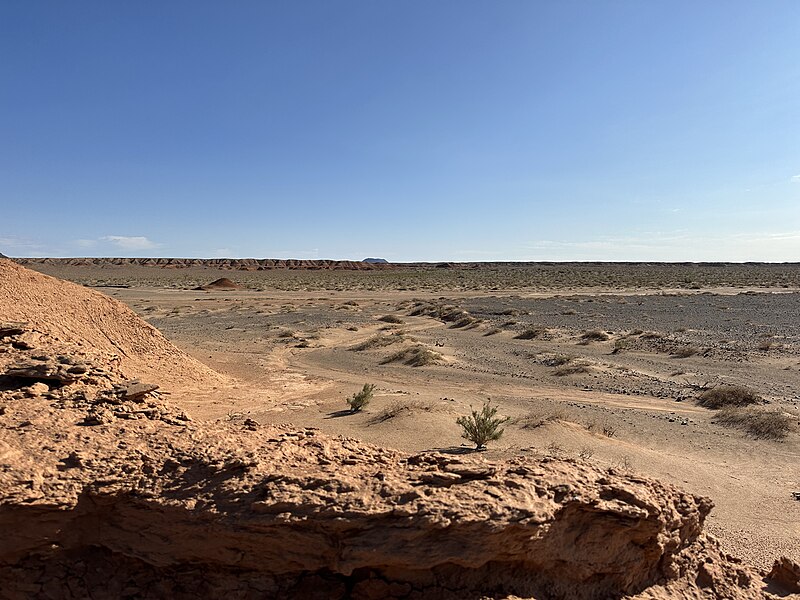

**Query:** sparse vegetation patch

left=350, top=333, right=407, bottom=351
left=346, top=383, right=375, bottom=413
left=378, top=314, right=404, bottom=324
left=579, top=329, right=609, bottom=343
left=713, top=407, right=795, bottom=440
left=457, top=401, right=509, bottom=450
left=697, top=385, right=762, bottom=409
left=380, top=345, right=441, bottom=367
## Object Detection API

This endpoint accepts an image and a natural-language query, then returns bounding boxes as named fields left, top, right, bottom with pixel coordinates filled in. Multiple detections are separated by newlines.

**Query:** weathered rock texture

left=0, top=260, right=790, bottom=599
left=0, top=258, right=223, bottom=386
left=0, top=394, right=773, bottom=600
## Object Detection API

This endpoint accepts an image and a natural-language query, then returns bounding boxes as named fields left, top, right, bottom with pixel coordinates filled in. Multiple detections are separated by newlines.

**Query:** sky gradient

left=1, top=1, right=799, bottom=261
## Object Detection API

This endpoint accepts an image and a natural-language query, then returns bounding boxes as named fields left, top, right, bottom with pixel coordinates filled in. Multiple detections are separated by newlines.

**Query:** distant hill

left=0, top=252, right=7, bottom=259
left=14, top=257, right=395, bottom=271
left=362, top=258, right=388, bottom=264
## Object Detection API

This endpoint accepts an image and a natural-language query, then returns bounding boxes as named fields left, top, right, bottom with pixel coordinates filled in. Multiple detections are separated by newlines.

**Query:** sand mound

left=197, top=277, right=242, bottom=290
left=0, top=258, right=223, bottom=386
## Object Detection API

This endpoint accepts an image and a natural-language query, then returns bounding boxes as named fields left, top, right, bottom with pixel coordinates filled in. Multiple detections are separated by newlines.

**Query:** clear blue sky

left=1, top=1, right=799, bottom=261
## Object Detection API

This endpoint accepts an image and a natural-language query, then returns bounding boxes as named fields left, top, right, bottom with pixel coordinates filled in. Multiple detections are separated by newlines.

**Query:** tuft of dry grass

left=554, top=363, right=590, bottom=376
left=380, top=345, right=442, bottom=367
left=378, top=314, right=404, bottom=324
left=697, top=385, right=762, bottom=409
left=350, top=333, right=406, bottom=351
left=579, top=329, right=609, bottom=343
left=450, top=315, right=480, bottom=329
left=541, top=354, right=573, bottom=367
left=516, top=409, right=565, bottom=429
left=368, top=399, right=435, bottom=424
left=671, top=345, right=700, bottom=358
left=514, top=328, right=546, bottom=340
left=713, top=407, right=795, bottom=440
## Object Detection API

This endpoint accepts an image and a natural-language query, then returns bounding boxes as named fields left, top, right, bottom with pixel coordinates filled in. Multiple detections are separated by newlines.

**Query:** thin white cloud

left=0, top=235, right=49, bottom=256
left=100, top=235, right=160, bottom=251
left=790, top=174, right=800, bottom=183
left=521, top=230, right=800, bottom=262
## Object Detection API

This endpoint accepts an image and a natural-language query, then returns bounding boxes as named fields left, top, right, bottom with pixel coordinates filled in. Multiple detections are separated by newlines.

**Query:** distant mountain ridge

left=13, top=257, right=395, bottom=271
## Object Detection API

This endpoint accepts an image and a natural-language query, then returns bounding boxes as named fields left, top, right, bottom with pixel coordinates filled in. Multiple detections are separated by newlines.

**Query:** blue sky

left=1, top=1, right=799, bottom=261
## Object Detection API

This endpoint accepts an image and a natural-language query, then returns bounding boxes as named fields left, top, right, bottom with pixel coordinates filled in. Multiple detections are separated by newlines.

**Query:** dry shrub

left=516, top=410, right=565, bottom=429
left=350, top=333, right=406, bottom=351
left=451, top=316, right=480, bottom=329
left=378, top=314, right=404, bottom=324
left=554, top=363, right=590, bottom=376
left=579, top=329, right=609, bottom=343
left=541, top=354, right=573, bottom=367
left=672, top=346, right=700, bottom=358
left=697, top=385, right=762, bottom=409
left=380, top=345, right=441, bottom=367
left=483, top=327, right=502, bottom=336
left=640, top=331, right=664, bottom=340
left=713, top=407, right=795, bottom=440
left=514, top=328, right=546, bottom=340
left=369, top=400, right=434, bottom=424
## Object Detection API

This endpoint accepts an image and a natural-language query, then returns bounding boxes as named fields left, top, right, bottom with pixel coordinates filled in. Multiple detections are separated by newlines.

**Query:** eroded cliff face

left=0, top=260, right=787, bottom=599
left=0, top=390, right=769, bottom=600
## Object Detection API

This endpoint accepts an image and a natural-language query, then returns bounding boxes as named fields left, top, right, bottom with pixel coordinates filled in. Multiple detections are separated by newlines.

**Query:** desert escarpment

left=0, top=259, right=222, bottom=386
left=0, top=395, right=768, bottom=599
left=13, top=257, right=396, bottom=270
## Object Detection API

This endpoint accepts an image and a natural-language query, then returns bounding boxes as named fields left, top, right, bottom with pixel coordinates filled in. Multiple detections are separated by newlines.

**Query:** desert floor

left=28, top=264, right=800, bottom=571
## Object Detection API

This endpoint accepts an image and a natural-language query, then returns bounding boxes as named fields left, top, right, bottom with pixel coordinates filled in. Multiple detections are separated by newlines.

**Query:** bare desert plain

left=19, top=259, right=800, bottom=567
left=3, top=257, right=800, bottom=598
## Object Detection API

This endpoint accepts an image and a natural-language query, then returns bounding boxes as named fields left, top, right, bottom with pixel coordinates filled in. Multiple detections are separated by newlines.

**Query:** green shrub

left=457, top=401, right=509, bottom=450
left=347, top=383, right=375, bottom=413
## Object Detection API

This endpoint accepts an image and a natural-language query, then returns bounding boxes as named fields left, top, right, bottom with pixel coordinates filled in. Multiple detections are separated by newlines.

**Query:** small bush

left=713, top=407, right=794, bottom=440
left=369, top=400, right=434, bottom=424
left=457, top=401, right=510, bottom=449
left=542, top=354, right=573, bottom=367
left=451, top=316, right=480, bottom=329
left=554, top=363, right=590, bottom=376
left=381, top=345, right=441, bottom=367
left=378, top=314, right=404, bottom=324
left=580, top=329, right=609, bottom=343
left=672, top=346, right=699, bottom=358
left=351, top=333, right=406, bottom=351
left=347, top=383, right=375, bottom=413
left=516, top=410, right=564, bottom=429
left=515, top=328, right=546, bottom=340
left=697, top=385, right=762, bottom=409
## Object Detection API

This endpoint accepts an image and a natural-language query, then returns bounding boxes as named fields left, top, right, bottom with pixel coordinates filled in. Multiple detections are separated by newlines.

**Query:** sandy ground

left=27, top=265, right=800, bottom=573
